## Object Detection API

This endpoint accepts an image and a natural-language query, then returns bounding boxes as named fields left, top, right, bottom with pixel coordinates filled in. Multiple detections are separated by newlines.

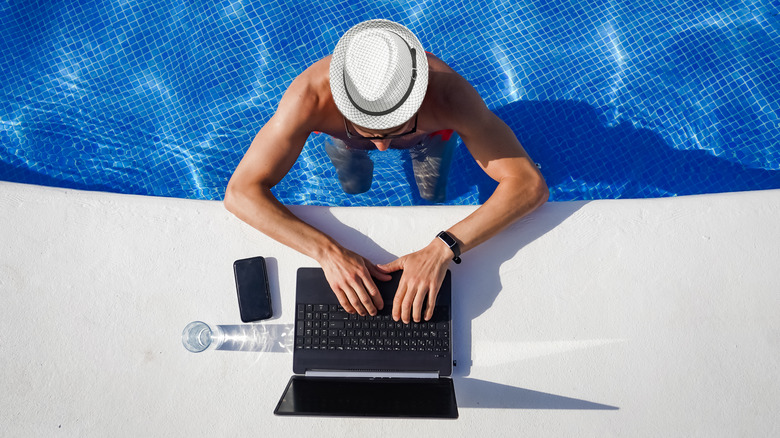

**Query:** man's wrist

left=310, top=236, right=343, bottom=263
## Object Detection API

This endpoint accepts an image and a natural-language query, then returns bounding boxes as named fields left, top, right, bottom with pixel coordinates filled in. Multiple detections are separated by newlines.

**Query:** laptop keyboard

left=295, top=304, right=450, bottom=352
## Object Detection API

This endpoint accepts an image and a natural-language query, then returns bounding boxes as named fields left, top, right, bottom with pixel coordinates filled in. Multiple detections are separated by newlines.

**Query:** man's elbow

left=510, top=171, right=548, bottom=215
left=223, top=179, right=243, bottom=216
left=528, top=172, right=549, bottom=210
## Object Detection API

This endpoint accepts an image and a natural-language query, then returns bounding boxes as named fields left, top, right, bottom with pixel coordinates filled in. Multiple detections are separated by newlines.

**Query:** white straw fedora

left=330, top=19, right=428, bottom=130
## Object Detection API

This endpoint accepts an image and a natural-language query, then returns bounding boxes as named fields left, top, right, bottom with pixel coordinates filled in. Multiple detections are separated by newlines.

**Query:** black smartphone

left=233, top=256, right=273, bottom=322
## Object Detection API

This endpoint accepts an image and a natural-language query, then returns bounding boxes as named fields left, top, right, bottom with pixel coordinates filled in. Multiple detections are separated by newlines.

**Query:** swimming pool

left=1, top=0, right=778, bottom=205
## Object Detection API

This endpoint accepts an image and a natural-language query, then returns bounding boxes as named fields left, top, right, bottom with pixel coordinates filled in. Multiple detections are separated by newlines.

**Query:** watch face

left=437, top=232, right=452, bottom=246
left=437, top=232, right=460, bottom=259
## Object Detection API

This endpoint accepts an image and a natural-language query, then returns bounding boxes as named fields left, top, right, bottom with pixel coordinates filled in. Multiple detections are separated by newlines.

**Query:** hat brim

left=330, top=19, right=428, bottom=131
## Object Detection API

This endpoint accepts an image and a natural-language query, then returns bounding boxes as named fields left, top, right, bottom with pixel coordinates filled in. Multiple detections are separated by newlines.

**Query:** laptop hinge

left=305, top=370, right=439, bottom=379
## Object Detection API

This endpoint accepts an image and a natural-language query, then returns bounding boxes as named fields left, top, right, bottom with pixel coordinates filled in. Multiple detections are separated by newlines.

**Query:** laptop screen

left=275, top=376, right=458, bottom=419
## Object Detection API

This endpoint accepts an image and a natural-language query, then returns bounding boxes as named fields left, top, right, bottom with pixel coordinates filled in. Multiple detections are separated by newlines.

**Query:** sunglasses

left=344, top=113, right=418, bottom=140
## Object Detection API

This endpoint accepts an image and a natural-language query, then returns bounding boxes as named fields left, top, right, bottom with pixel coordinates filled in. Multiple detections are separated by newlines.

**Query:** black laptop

left=274, top=267, right=458, bottom=418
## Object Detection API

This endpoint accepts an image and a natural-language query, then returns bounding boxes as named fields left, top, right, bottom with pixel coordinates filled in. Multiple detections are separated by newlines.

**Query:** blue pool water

left=1, top=1, right=778, bottom=205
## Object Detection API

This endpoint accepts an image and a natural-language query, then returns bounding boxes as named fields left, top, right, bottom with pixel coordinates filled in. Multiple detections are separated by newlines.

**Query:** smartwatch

left=437, top=231, right=461, bottom=264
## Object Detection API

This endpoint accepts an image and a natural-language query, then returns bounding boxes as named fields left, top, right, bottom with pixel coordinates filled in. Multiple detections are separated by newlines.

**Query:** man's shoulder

left=296, top=55, right=331, bottom=80
left=292, top=56, right=332, bottom=93
left=279, top=57, right=335, bottom=122
left=424, top=57, right=487, bottom=125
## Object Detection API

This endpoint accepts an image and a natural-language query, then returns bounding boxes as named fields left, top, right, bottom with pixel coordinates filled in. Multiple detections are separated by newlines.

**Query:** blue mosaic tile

left=1, top=0, right=778, bottom=205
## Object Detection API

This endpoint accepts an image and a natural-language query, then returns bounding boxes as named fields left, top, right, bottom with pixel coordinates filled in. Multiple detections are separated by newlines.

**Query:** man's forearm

left=225, top=182, right=389, bottom=316
left=446, top=172, right=548, bottom=255
left=224, top=184, right=339, bottom=261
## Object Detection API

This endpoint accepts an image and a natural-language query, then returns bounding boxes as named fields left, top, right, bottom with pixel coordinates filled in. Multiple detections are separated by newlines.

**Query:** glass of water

left=181, top=321, right=223, bottom=353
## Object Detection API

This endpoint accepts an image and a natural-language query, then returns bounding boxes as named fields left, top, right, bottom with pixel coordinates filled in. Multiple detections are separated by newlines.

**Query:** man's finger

left=400, top=284, right=417, bottom=324
left=347, top=273, right=380, bottom=316
left=392, top=282, right=407, bottom=322
left=365, top=262, right=392, bottom=283
left=424, top=289, right=438, bottom=321
left=354, top=278, right=380, bottom=316
left=412, top=288, right=427, bottom=323
left=360, top=274, right=384, bottom=312
left=332, top=289, right=355, bottom=314
left=342, top=286, right=369, bottom=316
left=378, top=258, right=403, bottom=274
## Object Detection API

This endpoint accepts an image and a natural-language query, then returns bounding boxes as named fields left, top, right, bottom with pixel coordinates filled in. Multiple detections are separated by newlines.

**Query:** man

left=225, top=19, right=548, bottom=324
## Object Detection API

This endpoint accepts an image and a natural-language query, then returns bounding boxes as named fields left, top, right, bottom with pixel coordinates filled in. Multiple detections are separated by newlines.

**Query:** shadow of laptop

left=455, top=378, right=618, bottom=410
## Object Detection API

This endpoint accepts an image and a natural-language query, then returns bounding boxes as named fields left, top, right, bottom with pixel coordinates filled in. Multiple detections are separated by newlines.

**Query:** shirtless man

left=224, top=20, right=548, bottom=324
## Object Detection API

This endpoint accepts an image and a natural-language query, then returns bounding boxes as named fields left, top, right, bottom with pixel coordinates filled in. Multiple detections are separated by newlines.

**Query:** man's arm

left=381, top=72, right=549, bottom=323
left=224, top=62, right=388, bottom=316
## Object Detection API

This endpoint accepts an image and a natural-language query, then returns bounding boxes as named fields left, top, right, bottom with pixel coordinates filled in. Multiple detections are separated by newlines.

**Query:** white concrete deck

left=1, top=181, right=778, bottom=436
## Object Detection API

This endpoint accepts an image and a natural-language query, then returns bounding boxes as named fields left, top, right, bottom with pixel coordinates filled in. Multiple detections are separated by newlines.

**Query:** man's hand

left=379, top=238, right=453, bottom=323
left=319, top=247, right=391, bottom=316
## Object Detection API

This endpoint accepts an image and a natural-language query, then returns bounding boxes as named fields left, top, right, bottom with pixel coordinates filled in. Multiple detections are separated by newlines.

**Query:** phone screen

left=233, top=256, right=273, bottom=322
